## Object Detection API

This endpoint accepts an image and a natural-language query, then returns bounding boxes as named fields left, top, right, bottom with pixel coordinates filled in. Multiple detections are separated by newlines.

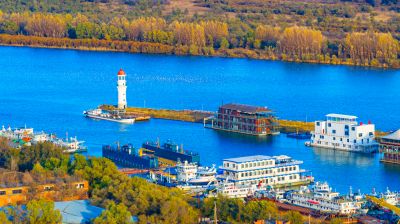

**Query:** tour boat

left=54, top=136, right=88, bottom=153
left=286, top=181, right=361, bottom=215
left=176, top=161, right=217, bottom=186
left=83, top=108, right=135, bottom=124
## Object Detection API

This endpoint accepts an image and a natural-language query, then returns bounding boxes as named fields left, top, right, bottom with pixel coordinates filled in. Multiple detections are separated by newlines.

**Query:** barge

left=102, top=143, right=158, bottom=169
left=141, top=140, right=200, bottom=166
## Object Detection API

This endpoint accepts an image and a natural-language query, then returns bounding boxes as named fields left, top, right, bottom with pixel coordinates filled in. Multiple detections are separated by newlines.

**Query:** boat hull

left=85, top=114, right=135, bottom=124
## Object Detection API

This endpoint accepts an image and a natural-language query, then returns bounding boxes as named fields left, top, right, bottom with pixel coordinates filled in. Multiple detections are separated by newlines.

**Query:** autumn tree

left=255, top=25, right=280, bottom=47
left=26, top=13, right=67, bottom=38
left=170, top=21, right=206, bottom=47
left=344, top=32, right=399, bottom=66
left=279, top=26, right=325, bottom=60
left=284, top=211, right=304, bottom=224
left=200, top=21, right=228, bottom=47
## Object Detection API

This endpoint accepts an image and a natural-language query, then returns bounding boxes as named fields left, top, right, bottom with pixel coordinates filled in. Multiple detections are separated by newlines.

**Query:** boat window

left=12, top=189, right=22, bottom=194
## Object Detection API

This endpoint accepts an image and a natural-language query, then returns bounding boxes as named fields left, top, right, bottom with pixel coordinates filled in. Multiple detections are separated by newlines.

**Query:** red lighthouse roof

left=117, top=68, right=126, bottom=76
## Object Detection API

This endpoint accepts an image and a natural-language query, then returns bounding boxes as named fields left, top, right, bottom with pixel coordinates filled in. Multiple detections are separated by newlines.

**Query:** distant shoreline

left=0, top=34, right=397, bottom=69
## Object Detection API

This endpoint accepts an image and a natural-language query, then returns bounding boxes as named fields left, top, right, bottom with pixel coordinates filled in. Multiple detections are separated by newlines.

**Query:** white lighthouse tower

left=117, top=68, right=127, bottom=110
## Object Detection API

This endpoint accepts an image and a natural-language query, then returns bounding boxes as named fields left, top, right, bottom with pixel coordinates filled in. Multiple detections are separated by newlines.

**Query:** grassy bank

left=0, top=34, right=398, bottom=69
left=101, top=105, right=390, bottom=136
left=101, top=105, right=313, bottom=132
left=100, top=105, right=213, bottom=123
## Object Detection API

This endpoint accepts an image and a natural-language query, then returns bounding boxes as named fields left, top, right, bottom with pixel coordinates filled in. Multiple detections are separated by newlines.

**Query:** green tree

left=330, top=218, right=344, bottom=224
left=94, top=201, right=133, bottom=224
left=0, top=211, right=11, bottom=224
left=26, top=199, right=62, bottom=224
left=284, top=211, right=304, bottom=224
left=219, top=37, right=229, bottom=49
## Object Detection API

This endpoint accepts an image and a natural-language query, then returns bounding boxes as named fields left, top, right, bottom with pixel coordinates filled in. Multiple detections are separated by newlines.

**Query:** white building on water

left=218, top=155, right=313, bottom=189
left=309, top=114, right=378, bottom=153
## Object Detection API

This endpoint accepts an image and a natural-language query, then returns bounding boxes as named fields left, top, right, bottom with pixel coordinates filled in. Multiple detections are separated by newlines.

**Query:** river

left=0, top=46, right=399, bottom=193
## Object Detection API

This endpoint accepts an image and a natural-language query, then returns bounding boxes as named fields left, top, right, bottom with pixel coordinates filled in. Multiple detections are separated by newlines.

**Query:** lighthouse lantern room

left=117, top=68, right=127, bottom=110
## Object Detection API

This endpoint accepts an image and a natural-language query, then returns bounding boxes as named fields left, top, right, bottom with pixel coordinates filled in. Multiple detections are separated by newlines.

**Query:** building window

left=352, top=127, right=355, bottom=131
left=333, top=137, right=336, bottom=140
left=44, top=186, right=54, bottom=191
left=332, top=130, right=336, bottom=134
left=328, top=123, right=331, bottom=127
left=76, top=183, right=85, bottom=189
left=358, top=133, right=363, bottom=137
left=12, top=189, right=22, bottom=194
left=0, top=191, right=5, bottom=195
left=316, top=122, right=320, bottom=126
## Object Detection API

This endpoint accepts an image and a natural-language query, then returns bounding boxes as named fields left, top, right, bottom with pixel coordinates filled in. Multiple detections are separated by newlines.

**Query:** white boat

left=379, top=187, right=399, bottom=206
left=176, top=161, right=198, bottom=183
left=54, top=136, right=87, bottom=153
left=176, top=161, right=217, bottom=186
left=83, top=109, right=135, bottom=124
left=213, top=181, right=253, bottom=198
left=188, top=165, right=217, bottom=186
left=286, top=181, right=361, bottom=215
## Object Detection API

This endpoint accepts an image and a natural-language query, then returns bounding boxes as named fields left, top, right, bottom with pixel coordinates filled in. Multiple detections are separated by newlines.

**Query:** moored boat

left=83, top=108, right=135, bottom=124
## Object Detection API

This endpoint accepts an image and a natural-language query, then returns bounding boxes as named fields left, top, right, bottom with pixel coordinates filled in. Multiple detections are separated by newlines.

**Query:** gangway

left=366, top=195, right=400, bottom=216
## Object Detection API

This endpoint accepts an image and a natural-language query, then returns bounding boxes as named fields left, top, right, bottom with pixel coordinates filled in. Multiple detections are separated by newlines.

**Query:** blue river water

left=0, top=46, right=399, bottom=193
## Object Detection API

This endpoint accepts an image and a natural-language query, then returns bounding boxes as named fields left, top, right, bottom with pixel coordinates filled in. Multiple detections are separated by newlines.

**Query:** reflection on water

left=214, top=130, right=275, bottom=144
left=311, top=147, right=375, bottom=167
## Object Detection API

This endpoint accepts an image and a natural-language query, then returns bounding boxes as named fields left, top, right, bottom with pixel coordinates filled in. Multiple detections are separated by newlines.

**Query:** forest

left=0, top=0, right=399, bottom=68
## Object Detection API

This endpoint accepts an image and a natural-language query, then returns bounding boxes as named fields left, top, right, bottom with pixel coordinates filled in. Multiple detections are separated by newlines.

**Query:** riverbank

left=0, top=34, right=398, bottom=69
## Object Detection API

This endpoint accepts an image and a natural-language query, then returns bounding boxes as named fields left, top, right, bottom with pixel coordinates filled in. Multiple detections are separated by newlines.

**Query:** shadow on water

left=311, top=147, right=376, bottom=167
left=213, top=130, right=275, bottom=144
left=381, top=162, right=400, bottom=173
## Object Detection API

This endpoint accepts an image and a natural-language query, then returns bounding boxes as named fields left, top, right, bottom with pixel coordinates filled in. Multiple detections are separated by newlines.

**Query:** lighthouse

left=117, top=68, right=127, bottom=110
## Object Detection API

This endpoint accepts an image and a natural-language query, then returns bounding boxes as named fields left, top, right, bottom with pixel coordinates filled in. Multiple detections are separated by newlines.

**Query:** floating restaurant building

left=379, top=129, right=400, bottom=164
left=309, top=114, right=378, bottom=153
left=218, top=155, right=313, bottom=188
left=207, top=103, right=278, bottom=136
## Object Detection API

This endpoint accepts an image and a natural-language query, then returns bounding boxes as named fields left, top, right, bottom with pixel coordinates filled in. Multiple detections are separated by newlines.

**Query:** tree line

left=0, top=11, right=398, bottom=68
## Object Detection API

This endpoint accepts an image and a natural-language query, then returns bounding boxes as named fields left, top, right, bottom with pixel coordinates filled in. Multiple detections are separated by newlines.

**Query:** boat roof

left=326, top=113, right=358, bottom=120
left=220, top=103, right=270, bottom=113
left=382, top=129, right=400, bottom=141
left=224, top=155, right=272, bottom=163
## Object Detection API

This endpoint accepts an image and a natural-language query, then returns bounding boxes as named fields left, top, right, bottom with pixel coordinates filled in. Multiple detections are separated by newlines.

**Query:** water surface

left=0, top=46, right=399, bottom=193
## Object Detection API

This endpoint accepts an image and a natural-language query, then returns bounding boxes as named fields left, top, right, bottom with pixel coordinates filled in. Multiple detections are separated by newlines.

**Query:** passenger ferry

left=218, top=155, right=313, bottom=189
left=286, top=182, right=361, bottom=215
left=83, top=108, right=135, bottom=124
